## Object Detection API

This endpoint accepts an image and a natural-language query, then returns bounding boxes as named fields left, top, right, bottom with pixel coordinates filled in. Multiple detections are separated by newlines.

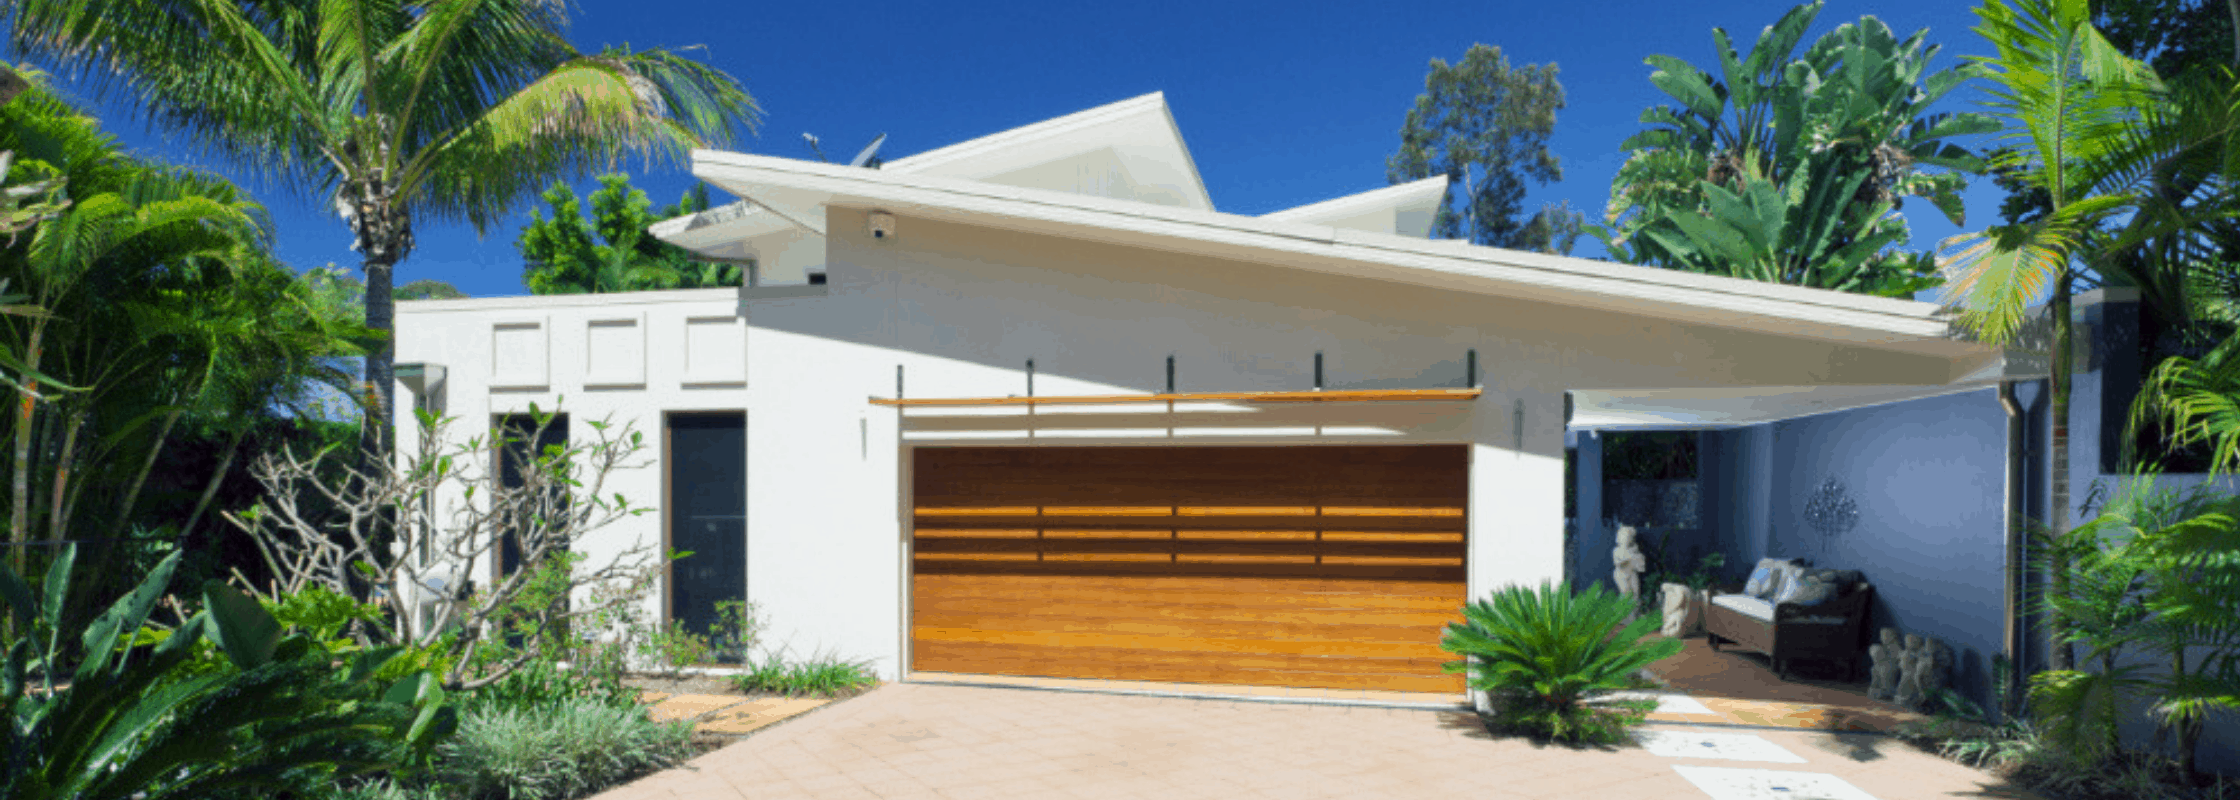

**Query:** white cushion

left=1711, top=594, right=1775, bottom=622
left=1743, top=558, right=1794, bottom=597
left=1775, top=575, right=1837, bottom=607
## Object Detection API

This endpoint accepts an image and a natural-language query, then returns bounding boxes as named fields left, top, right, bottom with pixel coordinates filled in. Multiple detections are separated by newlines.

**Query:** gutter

left=1998, top=380, right=2027, bottom=720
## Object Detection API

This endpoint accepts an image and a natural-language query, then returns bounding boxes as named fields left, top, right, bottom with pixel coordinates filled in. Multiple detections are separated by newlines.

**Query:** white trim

left=690, top=151, right=1966, bottom=347
left=1261, top=175, right=1447, bottom=224
left=399, top=287, right=736, bottom=314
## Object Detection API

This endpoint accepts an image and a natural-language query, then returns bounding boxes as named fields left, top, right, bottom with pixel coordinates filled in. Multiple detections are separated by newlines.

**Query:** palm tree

left=1944, top=0, right=2240, bottom=672
left=5, top=0, right=759, bottom=469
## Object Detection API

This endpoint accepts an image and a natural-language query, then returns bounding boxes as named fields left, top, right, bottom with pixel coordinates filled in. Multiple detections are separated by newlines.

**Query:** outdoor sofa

left=1704, top=563, right=1874, bottom=681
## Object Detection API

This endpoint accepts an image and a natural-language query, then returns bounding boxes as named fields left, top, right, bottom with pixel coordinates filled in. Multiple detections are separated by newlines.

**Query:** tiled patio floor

left=1646, top=636, right=1933, bottom=733
left=596, top=682, right=2043, bottom=800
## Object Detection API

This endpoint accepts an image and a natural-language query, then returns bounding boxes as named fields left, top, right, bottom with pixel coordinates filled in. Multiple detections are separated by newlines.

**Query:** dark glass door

left=668, top=412, right=746, bottom=651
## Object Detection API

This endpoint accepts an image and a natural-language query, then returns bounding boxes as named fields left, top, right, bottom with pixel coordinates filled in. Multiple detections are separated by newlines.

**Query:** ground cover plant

left=729, top=650, right=881, bottom=698
left=1441, top=581, right=1679, bottom=744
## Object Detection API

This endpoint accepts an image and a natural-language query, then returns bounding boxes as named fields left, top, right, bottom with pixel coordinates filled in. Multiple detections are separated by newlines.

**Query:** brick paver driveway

left=596, top=683, right=2043, bottom=800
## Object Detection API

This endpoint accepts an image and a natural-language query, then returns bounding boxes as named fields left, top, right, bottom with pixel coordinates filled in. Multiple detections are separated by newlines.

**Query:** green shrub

left=458, top=654, right=638, bottom=716
left=1440, top=581, right=1682, bottom=744
left=730, top=652, right=880, bottom=697
left=1, top=547, right=456, bottom=800
left=637, top=620, right=715, bottom=676
left=437, top=698, right=690, bottom=800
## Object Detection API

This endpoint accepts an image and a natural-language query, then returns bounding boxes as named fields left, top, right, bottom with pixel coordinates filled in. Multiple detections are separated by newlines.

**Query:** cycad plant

left=1441, top=582, right=1681, bottom=744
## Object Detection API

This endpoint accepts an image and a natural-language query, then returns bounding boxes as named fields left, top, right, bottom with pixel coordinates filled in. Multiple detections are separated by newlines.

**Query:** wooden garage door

left=911, top=445, right=1467, bottom=693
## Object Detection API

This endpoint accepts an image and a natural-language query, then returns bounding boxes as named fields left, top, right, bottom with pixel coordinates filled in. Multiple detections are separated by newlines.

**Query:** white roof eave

left=688, top=149, right=1993, bottom=352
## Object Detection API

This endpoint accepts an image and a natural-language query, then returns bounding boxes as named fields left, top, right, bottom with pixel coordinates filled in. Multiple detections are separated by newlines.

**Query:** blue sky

left=58, top=0, right=1999, bottom=301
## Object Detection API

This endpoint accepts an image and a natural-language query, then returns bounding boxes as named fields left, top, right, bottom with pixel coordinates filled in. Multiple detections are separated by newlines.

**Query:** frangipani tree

left=5, top=0, right=760, bottom=468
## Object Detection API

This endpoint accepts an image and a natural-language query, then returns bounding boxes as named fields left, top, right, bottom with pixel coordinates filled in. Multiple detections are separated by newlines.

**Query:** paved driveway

left=596, top=683, right=2042, bottom=800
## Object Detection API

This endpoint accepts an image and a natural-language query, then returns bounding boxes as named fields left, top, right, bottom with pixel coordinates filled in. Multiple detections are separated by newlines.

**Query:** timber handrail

left=868, top=387, right=1481, bottom=407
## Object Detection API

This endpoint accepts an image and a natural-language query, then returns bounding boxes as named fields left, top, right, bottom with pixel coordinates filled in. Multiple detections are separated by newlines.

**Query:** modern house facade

left=394, top=93, right=2034, bottom=697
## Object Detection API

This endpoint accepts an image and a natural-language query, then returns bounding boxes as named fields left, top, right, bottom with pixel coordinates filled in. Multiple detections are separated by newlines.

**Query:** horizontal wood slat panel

left=914, top=612, right=1454, bottom=647
left=911, top=642, right=1466, bottom=693
left=910, top=598, right=1460, bottom=629
left=911, top=574, right=1465, bottom=602
left=911, top=445, right=1467, bottom=693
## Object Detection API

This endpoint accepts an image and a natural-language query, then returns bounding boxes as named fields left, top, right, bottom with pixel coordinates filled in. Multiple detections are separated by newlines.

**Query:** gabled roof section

left=1261, top=176, right=1447, bottom=238
left=651, top=92, right=1213, bottom=262
left=882, top=92, right=1213, bottom=211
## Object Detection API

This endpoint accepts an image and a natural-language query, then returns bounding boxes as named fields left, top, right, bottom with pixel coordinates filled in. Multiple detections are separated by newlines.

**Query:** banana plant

left=0, top=546, right=457, bottom=800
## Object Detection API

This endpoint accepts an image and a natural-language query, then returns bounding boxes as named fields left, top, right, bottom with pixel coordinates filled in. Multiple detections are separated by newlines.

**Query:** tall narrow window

left=495, top=413, right=570, bottom=579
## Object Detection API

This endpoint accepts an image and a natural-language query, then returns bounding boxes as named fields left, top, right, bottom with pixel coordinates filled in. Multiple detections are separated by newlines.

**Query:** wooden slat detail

left=911, top=445, right=1467, bottom=693
left=873, top=388, right=1482, bottom=407
left=911, top=642, right=1465, bottom=693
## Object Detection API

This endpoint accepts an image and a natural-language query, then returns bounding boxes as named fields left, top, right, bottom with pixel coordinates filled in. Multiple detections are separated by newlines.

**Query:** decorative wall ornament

left=1802, top=476, right=1859, bottom=544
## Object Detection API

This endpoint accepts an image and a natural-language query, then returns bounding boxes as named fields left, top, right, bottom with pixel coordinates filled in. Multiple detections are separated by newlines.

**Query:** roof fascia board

left=693, top=150, right=1967, bottom=347
left=398, top=287, right=737, bottom=313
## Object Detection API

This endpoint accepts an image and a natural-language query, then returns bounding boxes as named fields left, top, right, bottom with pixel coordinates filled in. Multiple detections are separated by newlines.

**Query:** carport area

left=595, top=683, right=2042, bottom=800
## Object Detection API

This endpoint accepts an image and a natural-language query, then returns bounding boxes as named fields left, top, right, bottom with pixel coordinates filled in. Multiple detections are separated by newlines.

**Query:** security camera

left=868, top=211, right=897, bottom=240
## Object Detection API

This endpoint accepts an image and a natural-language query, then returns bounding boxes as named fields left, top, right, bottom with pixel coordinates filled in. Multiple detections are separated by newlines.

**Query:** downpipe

left=1998, top=380, right=2027, bottom=722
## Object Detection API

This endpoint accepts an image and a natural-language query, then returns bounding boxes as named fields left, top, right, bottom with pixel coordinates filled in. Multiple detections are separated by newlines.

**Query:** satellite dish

left=801, top=132, right=829, bottom=163
left=848, top=133, right=888, bottom=169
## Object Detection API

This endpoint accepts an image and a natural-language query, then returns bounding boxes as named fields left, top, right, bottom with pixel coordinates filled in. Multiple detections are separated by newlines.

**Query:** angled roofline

left=690, top=149, right=1981, bottom=351
left=879, top=91, right=1214, bottom=210
left=1261, top=175, right=1447, bottom=223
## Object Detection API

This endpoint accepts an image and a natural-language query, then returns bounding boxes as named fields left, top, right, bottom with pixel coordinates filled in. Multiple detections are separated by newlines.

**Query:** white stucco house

left=394, top=92, right=2036, bottom=696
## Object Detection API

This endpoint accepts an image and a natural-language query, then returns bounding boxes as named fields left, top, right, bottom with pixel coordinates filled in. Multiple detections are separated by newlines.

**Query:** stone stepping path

left=1626, top=692, right=1887, bottom=800
left=1674, top=765, right=1882, bottom=800
left=638, top=691, right=830, bottom=734
left=1632, top=729, right=1808, bottom=763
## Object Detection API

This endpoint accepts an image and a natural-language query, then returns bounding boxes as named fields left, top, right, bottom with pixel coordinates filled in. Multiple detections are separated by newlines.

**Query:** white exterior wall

left=399, top=207, right=1973, bottom=683
left=395, top=288, right=747, bottom=643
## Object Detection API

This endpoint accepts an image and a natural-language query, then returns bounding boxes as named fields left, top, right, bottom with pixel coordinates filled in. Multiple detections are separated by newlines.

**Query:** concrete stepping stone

left=644, top=693, right=746, bottom=723
left=1632, top=730, right=1807, bottom=763
left=1672, top=765, right=1880, bottom=800
left=1598, top=690, right=1717, bottom=715
left=694, top=697, right=829, bottom=735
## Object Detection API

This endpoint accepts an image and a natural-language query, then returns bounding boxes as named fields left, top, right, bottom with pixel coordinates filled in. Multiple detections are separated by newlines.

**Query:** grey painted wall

left=1761, top=389, right=2013, bottom=705
left=2063, top=298, right=2240, bottom=775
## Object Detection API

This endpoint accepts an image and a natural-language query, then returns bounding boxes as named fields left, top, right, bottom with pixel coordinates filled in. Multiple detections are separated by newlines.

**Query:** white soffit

left=690, top=149, right=1989, bottom=351
left=1261, top=176, right=1448, bottom=238
left=1568, top=384, right=1994, bottom=429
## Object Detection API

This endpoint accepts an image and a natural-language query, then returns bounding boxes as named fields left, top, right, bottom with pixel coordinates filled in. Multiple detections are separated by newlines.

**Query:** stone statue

left=1660, top=583, right=1692, bottom=637
left=1892, top=634, right=1951, bottom=710
left=1612, top=525, right=1646, bottom=600
left=1867, top=628, right=1902, bottom=701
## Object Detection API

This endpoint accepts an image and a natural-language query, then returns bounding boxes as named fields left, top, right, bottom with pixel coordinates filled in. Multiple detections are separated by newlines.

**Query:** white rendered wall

left=395, top=288, right=747, bottom=645
left=402, top=209, right=1979, bottom=683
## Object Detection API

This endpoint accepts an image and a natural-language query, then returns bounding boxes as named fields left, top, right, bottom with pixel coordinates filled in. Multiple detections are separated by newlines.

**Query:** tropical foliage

left=0, top=70, right=363, bottom=593
left=2024, top=476, right=2240, bottom=785
left=0, top=547, right=455, bottom=800
left=519, top=177, right=741, bottom=294
left=1601, top=1, right=1997, bottom=298
left=1441, top=582, right=1678, bottom=744
left=4, top=0, right=762, bottom=468
left=1388, top=44, right=1583, bottom=253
